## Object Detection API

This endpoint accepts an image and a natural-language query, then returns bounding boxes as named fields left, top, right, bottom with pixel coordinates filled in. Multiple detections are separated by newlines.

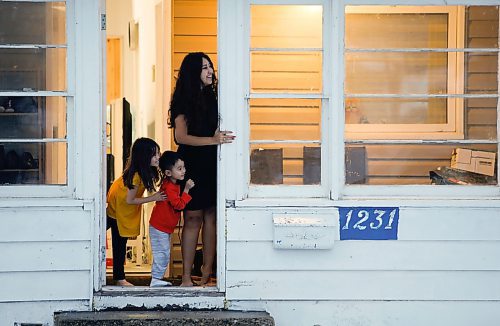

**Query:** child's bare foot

left=116, top=279, right=134, bottom=287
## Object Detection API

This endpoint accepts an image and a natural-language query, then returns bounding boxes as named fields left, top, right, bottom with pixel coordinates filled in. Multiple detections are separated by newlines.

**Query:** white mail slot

left=273, top=213, right=337, bottom=249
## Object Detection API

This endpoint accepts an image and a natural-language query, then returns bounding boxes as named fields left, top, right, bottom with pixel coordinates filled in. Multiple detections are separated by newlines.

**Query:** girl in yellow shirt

left=106, top=137, right=166, bottom=286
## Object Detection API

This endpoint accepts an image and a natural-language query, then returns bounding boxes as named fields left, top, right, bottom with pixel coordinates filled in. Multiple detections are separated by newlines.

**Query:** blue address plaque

left=339, top=207, right=399, bottom=240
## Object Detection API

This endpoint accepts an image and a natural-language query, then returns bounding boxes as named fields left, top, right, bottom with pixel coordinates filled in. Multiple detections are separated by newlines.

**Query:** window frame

left=236, top=0, right=500, bottom=203
left=0, top=0, right=75, bottom=198
left=344, top=5, right=465, bottom=140
left=243, top=0, right=332, bottom=199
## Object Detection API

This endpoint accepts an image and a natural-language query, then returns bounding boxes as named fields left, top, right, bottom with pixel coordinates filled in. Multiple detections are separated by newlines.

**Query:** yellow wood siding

left=170, top=0, right=217, bottom=278
left=466, top=6, right=498, bottom=140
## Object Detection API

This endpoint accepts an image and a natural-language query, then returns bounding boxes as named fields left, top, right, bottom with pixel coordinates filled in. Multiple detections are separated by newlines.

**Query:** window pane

left=345, top=98, right=448, bottom=125
left=346, top=12, right=448, bottom=49
left=0, top=96, right=67, bottom=139
left=250, top=5, right=322, bottom=49
left=0, top=48, right=67, bottom=91
left=344, top=5, right=499, bottom=144
left=465, top=6, right=498, bottom=49
left=466, top=51, right=498, bottom=95
left=250, top=143, right=320, bottom=185
left=251, top=52, right=322, bottom=93
left=0, top=142, right=66, bottom=185
left=0, top=1, right=66, bottom=45
left=345, top=143, right=497, bottom=185
left=250, top=98, right=321, bottom=141
left=345, top=52, right=448, bottom=95
left=465, top=97, right=497, bottom=140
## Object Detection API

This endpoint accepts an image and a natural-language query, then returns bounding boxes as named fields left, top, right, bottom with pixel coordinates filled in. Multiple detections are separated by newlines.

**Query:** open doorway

left=104, top=0, right=219, bottom=288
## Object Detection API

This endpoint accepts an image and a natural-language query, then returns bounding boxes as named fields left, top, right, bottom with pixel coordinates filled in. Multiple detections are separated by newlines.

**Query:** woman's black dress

left=176, top=99, right=218, bottom=211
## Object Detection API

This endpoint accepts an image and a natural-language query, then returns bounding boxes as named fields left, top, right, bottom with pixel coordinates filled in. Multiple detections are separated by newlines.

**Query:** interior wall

left=131, top=0, right=165, bottom=141
left=106, top=0, right=136, bottom=136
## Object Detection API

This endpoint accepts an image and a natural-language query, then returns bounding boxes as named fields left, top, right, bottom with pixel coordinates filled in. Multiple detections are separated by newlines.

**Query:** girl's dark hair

left=158, top=151, right=183, bottom=182
left=168, top=52, right=219, bottom=135
left=122, top=137, right=160, bottom=192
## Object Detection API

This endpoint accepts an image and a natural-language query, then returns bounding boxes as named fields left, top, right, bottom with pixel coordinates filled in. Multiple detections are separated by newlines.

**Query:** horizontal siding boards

left=467, top=54, right=497, bottom=73
left=252, top=52, right=322, bottom=72
left=468, top=38, right=498, bottom=48
left=467, top=98, right=497, bottom=107
left=171, top=0, right=217, bottom=276
left=174, top=0, right=216, bottom=18
left=468, top=20, right=499, bottom=38
left=173, top=36, right=217, bottom=53
left=465, top=6, right=498, bottom=139
left=467, top=73, right=497, bottom=91
left=367, top=177, right=430, bottom=185
left=250, top=98, right=321, bottom=183
left=227, top=208, right=500, bottom=242
left=251, top=108, right=320, bottom=124
left=174, top=17, right=217, bottom=36
left=468, top=6, right=499, bottom=21
left=226, top=270, right=500, bottom=300
left=367, top=160, right=449, bottom=177
left=251, top=52, right=322, bottom=92
left=1, top=241, right=91, bottom=272
left=3, top=208, right=91, bottom=242
left=228, top=300, right=500, bottom=326
left=173, top=52, right=217, bottom=70
left=251, top=71, right=321, bottom=92
left=467, top=108, right=497, bottom=124
left=363, top=144, right=497, bottom=183
left=2, top=300, right=90, bottom=326
left=250, top=125, right=319, bottom=141
left=467, top=125, right=497, bottom=139
left=226, top=241, right=500, bottom=271
left=0, top=270, right=90, bottom=302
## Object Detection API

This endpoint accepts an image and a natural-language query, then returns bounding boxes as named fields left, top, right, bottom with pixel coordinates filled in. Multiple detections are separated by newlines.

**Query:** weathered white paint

left=2, top=1, right=500, bottom=326
left=228, top=207, right=500, bottom=241
left=93, top=288, right=225, bottom=310
left=0, top=271, right=91, bottom=302
left=228, top=300, right=500, bottom=326
left=1, top=241, right=92, bottom=272
left=227, top=241, right=500, bottom=271
left=3, top=208, right=91, bottom=242
left=226, top=270, right=500, bottom=300
left=1, top=301, right=90, bottom=326
left=273, top=213, right=337, bottom=249
left=0, top=0, right=103, bottom=323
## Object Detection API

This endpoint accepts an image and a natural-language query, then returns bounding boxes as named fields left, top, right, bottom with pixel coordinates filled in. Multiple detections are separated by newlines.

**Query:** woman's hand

left=213, top=130, right=236, bottom=144
left=152, top=191, right=167, bottom=202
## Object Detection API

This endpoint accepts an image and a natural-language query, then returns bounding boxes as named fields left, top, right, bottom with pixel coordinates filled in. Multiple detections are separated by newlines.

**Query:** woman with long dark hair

left=169, top=52, right=235, bottom=286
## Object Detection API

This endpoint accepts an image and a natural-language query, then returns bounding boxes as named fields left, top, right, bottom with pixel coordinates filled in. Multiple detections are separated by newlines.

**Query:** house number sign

left=339, top=207, right=399, bottom=240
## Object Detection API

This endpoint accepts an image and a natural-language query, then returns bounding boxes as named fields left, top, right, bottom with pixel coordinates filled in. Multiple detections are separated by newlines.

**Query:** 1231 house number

left=339, top=207, right=399, bottom=240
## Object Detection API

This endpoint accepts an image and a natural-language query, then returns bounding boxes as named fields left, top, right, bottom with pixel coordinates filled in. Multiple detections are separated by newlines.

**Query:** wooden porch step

left=54, top=311, right=274, bottom=326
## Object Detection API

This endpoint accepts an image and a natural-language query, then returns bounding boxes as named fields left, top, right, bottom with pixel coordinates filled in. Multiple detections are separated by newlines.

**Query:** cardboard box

left=451, top=148, right=496, bottom=176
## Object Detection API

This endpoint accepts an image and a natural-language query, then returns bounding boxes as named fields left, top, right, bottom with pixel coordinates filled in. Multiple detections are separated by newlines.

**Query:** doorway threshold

left=94, top=286, right=225, bottom=310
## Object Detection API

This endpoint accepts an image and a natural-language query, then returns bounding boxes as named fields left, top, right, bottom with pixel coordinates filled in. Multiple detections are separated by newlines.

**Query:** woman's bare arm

left=125, top=185, right=166, bottom=205
left=174, top=115, right=234, bottom=146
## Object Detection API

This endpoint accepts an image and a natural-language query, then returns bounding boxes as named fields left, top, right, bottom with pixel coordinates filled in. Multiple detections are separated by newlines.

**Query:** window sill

left=234, top=195, right=500, bottom=209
